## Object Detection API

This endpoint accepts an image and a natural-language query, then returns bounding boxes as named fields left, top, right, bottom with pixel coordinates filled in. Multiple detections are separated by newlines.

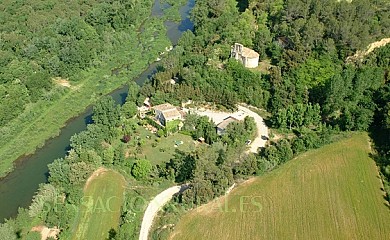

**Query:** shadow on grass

left=108, top=228, right=117, bottom=240
left=368, top=124, right=390, bottom=205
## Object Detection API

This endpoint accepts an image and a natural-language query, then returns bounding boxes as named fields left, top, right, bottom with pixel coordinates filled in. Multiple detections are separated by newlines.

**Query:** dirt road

left=139, top=186, right=185, bottom=240
left=237, top=105, right=268, bottom=153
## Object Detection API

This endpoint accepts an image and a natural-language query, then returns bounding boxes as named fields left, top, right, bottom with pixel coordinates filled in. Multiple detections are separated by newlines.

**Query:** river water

left=0, top=0, right=194, bottom=222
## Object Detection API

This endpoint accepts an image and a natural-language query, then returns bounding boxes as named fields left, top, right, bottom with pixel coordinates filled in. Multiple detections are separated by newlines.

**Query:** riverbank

left=0, top=10, right=170, bottom=179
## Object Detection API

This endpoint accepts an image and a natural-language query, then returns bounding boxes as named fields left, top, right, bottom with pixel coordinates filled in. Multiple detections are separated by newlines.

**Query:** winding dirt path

left=139, top=186, right=186, bottom=240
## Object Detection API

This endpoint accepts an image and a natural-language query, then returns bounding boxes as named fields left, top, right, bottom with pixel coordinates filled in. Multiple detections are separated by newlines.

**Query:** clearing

left=347, top=37, right=390, bottom=62
left=125, top=126, right=195, bottom=165
left=70, top=168, right=126, bottom=240
left=170, top=133, right=390, bottom=240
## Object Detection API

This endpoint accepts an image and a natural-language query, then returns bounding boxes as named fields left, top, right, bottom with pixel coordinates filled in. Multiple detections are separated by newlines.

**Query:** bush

left=291, top=138, right=306, bottom=154
left=25, top=231, right=41, bottom=240
left=122, top=135, right=131, bottom=143
left=166, top=120, right=181, bottom=133
left=157, top=129, right=165, bottom=137
left=233, top=154, right=258, bottom=177
left=131, top=159, right=152, bottom=180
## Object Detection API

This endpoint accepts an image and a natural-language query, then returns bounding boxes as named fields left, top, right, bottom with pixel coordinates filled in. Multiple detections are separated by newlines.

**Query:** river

left=0, top=0, right=195, bottom=222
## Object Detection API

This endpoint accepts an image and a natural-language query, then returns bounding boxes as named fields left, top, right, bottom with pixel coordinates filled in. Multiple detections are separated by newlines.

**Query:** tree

left=291, top=137, right=306, bottom=154
left=121, top=101, right=137, bottom=118
left=191, top=116, right=217, bottom=144
left=166, top=150, right=196, bottom=182
left=384, top=103, right=390, bottom=129
left=276, top=139, right=293, bottom=163
left=233, top=154, right=258, bottom=176
left=182, top=114, right=199, bottom=131
left=157, top=129, right=165, bottom=138
left=29, top=184, right=59, bottom=218
left=48, top=159, right=71, bottom=189
left=0, top=82, right=30, bottom=125
left=131, top=159, right=152, bottom=180
left=126, top=82, right=140, bottom=103
left=0, top=223, right=16, bottom=240
left=113, top=143, right=126, bottom=166
left=92, top=96, right=121, bottom=142
left=68, top=161, right=96, bottom=186
left=70, top=124, right=105, bottom=154
left=253, top=23, right=272, bottom=59
left=122, top=135, right=131, bottom=143
left=103, top=147, right=115, bottom=165
left=286, top=105, right=295, bottom=130
left=274, top=108, right=287, bottom=129
left=302, top=16, right=324, bottom=49
left=45, top=203, right=76, bottom=229
left=243, top=116, right=256, bottom=138
left=292, top=55, right=340, bottom=89
left=92, top=96, right=120, bottom=128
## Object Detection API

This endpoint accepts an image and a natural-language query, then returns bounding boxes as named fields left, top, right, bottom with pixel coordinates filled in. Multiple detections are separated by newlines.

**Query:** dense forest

left=0, top=0, right=389, bottom=239
left=142, top=0, right=389, bottom=110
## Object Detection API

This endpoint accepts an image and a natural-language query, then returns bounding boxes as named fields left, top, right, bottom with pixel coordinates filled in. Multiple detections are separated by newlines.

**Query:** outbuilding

left=216, top=116, right=240, bottom=135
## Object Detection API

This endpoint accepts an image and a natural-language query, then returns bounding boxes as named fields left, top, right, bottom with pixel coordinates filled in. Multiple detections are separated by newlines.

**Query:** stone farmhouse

left=153, top=103, right=183, bottom=126
left=231, top=43, right=259, bottom=68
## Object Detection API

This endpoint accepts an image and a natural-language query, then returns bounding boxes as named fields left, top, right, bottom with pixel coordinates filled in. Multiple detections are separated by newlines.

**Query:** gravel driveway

left=237, top=105, right=269, bottom=152
left=187, top=105, right=268, bottom=153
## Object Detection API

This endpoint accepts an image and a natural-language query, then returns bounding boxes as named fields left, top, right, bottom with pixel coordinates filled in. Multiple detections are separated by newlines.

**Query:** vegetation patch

left=0, top=0, right=171, bottom=178
left=170, top=133, right=390, bottom=240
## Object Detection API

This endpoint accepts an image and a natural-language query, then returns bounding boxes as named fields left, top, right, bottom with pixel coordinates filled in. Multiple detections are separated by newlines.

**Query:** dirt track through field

left=139, top=186, right=186, bottom=240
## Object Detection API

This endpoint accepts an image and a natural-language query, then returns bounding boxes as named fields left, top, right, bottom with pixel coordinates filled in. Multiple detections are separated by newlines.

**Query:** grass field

left=126, top=126, right=195, bottom=165
left=70, top=169, right=126, bottom=240
left=170, top=133, right=390, bottom=240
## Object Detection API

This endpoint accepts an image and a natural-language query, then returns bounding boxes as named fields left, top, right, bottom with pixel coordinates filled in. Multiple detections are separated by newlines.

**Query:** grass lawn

left=170, top=133, right=390, bottom=240
left=127, top=126, right=196, bottom=165
left=70, top=169, right=126, bottom=240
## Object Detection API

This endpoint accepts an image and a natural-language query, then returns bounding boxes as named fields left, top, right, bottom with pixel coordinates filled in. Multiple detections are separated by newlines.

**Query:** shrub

left=122, top=135, right=131, bottom=143
left=131, top=159, right=152, bottom=180
left=157, top=129, right=165, bottom=137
